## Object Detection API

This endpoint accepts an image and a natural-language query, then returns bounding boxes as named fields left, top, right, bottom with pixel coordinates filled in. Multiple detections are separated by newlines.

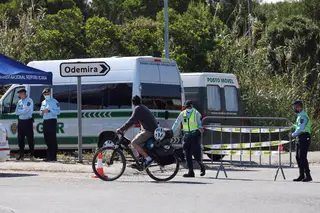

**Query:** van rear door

left=138, top=58, right=182, bottom=128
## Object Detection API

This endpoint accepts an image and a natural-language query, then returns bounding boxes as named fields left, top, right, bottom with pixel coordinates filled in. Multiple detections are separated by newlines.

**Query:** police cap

left=17, top=88, right=27, bottom=94
left=293, top=100, right=303, bottom=107
left=185, top=100, right=193, bottom=108
left=42, top=88, right=51, bottom=94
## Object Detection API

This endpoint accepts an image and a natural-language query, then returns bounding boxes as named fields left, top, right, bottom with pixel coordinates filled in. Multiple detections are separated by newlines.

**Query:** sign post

left=60, top=61, right=110, bottom=162
left=77, top=76, right=82, bottom=162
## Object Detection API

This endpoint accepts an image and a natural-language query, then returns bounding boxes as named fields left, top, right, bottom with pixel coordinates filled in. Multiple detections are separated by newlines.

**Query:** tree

left=0, top=6, right=43, bottom=61
left=90, top=0, right=126, bottom=24
left=84, top=16, right=120, bottom=57
left=302, top=0, right=320, bottom=23
left=119, top=17, right=161, bottom=56
left=161, top=2, right=227, bottom=73
left=22, top=7, right=85, bottom=61
left=46, top=0, right=76, bottom=14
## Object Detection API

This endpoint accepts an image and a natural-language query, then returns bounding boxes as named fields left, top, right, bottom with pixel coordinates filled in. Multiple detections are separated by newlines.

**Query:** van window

left=207, top=85, right=221, bottom=111
left=52, top=85, right=71, bottom=110
left=106, top=83, right=132, bottom=109
left=2, top=87, right=25, bottom=113
left=141, top=83, right=181, bottom=110
left=30, top=84, right=133, bottom=111
left=11, top=87, right=24, bottom=112
left=81, top=84, right=104, bottom=109
left=184, top=87, right=204, bottom=112
left=2, top=89, right=14, bottom=113
left=224, top=86, right=238, bottom=112
left=29, top=86, right=46, bottom=111
left=70, top=83, right=132, bottom=110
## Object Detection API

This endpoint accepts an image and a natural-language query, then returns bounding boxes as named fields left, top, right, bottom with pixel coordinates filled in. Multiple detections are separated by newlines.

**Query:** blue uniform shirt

left=40, top=98, right=61, bottom=120
left=292, top=111, right=308, bottom=137
left=171, top=108, right=202, bottom=133
left=15, top=96, right=34, bottom=120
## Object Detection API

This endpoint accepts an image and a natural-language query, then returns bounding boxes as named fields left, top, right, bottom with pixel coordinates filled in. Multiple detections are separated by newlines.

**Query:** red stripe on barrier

left=0, top=148, right=10, bottom=151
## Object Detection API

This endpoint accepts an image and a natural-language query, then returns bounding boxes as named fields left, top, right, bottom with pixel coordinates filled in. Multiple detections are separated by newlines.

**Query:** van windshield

left=141, top=83, right=181, bottom=110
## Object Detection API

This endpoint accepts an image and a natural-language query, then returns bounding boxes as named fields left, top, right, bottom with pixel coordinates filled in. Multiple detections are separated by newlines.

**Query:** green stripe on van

left=0, top=110, right=179, bottom=120
left=8, top=136, right=98, bottom=146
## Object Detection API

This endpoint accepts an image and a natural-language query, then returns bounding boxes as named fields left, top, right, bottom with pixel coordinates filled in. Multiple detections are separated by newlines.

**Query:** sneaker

left=129, top=156, right=142, bottom=168
left=30, top=156, right=35, bottom=162
left=143, top=159, right=153, bottom=169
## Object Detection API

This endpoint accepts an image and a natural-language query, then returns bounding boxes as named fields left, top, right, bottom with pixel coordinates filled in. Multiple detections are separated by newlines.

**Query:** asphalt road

left=1, top=167, right=320, bottom=213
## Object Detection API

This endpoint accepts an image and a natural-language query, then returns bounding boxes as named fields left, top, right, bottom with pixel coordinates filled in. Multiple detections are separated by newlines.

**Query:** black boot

left=302, top=173, right=312, bottom=182
left=293, top=174, right=304, bottom=182
left=183, top=170, right=195, bottom=178
left=16, top=155, right=24, bottom=161
left=16, top=151, right=24, bottom=161
left=200, top=163, right=206, bottom=177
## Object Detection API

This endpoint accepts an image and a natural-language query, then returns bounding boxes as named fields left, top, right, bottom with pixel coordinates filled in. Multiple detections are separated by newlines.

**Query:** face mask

left=44, top=95, right=51, bottom=100
left=186, top=108, right=193, bottom=112
left=293, top=106, right=300, bottom=114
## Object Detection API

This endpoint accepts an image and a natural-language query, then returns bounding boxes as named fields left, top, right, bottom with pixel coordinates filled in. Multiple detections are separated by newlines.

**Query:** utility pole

left=248, top=0, right=253, bottom=51
left=164, top=0, right=169, bottom=59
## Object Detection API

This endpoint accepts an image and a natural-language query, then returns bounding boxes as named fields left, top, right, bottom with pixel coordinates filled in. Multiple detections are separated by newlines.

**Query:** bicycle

left=92, top=131, right=180, bottom=182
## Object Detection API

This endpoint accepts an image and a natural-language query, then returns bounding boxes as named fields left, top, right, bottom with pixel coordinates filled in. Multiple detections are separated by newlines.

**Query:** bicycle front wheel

left=92, top=147, right=126, bottom=181
left=146, top=154, right=180, bottom=182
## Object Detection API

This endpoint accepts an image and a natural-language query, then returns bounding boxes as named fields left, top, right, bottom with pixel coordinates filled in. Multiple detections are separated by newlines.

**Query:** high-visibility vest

left=295, top=111, right=311, bottom=134
left=182, top=109, right=199, bottom=132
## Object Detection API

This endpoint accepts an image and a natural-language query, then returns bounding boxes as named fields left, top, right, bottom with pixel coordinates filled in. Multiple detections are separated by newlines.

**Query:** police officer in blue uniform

left=40, top=88, right=60, bottom=162
left=292, top=101, right=312, bottom=182
left=15, top=88, right=35, bottom=161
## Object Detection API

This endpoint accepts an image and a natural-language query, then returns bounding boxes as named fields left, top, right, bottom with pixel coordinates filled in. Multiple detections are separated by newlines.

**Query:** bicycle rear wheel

left=92, top=147, right=126, bottom=181
left=146, top=154, right=180, bottom=182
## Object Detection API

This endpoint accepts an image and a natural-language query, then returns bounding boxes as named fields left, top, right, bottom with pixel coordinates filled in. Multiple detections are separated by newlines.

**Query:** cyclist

left=116, top=95, right=158, bottom=168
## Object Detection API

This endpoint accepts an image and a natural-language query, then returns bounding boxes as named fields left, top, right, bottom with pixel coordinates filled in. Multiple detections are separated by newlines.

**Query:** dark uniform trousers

left=18, top=118, right=34, bottom=156
left=296, top=133, right=311, bottom=176
left=43, top=119, right=58, bottom=161
left=183, top=130, right=202, bottom=171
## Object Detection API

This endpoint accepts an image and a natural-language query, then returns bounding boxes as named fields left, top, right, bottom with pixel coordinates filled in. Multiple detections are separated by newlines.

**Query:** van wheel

left=98, top=134, right=118, bottom=148
left=206, top=154, right=225, bottom=161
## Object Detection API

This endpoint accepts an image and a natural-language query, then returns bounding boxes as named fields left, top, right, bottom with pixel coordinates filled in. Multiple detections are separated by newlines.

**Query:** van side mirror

left=0, top=102, right=3, bottom=114
left=164, top=111, right=169, bottom=120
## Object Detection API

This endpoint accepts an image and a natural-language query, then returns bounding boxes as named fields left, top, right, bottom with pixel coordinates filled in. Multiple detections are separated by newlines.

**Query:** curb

left=0, top=206, right=16, bottom=213
left=0, top=161, right=143, bottom=176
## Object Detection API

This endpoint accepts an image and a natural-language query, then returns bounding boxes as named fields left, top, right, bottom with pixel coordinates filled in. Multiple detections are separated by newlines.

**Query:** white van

left=181, top=72, right=241, bottom=160
left=0, top=56, right=184, bottom=150
left=0, top=124, right=9, bottom=162
left=181, top=73, right=240, bottom=116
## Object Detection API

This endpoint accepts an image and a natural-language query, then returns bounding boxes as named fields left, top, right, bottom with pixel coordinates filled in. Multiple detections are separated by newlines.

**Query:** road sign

left=60, top=62, right=110, bottom=77
left=59, top=61, right=111, bottom=162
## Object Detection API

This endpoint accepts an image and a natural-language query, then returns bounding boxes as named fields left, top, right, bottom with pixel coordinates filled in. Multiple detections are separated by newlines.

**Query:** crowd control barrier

left=201, top=116, right=293, bottom=181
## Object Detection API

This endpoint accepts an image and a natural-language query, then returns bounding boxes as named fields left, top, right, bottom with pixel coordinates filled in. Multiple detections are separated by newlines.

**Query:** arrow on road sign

left=100, top=64, right=109, bottom=74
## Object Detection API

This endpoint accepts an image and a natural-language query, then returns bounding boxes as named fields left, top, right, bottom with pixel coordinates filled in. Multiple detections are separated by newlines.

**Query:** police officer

left=291, top=101, right=312, bottom=182
left=39, top=88, right=60, bottom=162
left=172, top=100, right=206, bottom=177
left=15, top=88, right=34, bottom=161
